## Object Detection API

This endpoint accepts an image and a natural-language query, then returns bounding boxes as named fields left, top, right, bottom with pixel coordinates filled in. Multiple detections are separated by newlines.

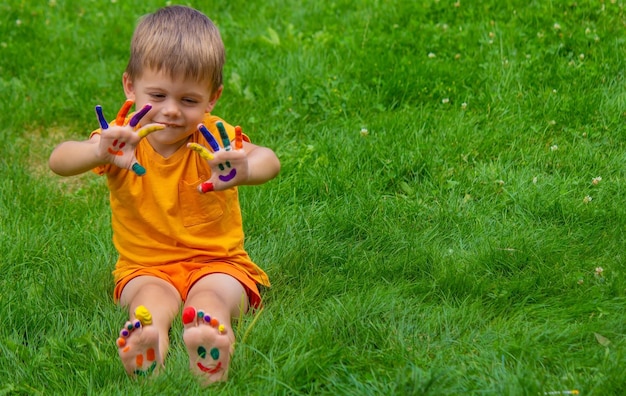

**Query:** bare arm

left=49, top=135, right=105, bottom=176
left=241, top=142, right=280, bottom=185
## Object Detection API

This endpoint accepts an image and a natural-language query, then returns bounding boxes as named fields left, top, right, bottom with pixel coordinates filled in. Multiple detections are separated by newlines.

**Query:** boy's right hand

left=94, top=100, right=164, bottom=176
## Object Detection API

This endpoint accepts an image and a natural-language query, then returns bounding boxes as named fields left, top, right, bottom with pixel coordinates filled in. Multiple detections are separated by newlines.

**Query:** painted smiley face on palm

left=217, top=161, right=237, bottom=182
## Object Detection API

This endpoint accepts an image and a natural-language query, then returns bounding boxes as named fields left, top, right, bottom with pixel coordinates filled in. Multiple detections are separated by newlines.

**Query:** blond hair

left=125, top=6, right=225, bottom=93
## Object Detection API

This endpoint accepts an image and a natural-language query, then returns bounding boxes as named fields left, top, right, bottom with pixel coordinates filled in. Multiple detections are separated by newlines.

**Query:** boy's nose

left=161, top=100, right=181, bottom=117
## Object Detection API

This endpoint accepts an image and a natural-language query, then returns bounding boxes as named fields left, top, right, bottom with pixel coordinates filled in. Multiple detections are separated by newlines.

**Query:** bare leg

left=182, top=273, right=249, bottom=384
left=116, top=276, right=181, bottom=376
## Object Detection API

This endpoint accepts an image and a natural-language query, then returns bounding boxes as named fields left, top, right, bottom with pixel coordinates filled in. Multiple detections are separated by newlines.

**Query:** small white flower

left=579, top=53, right=585, bottom=60
left=595, top=267, right=604, bottom=276
left=592, top=176, right=602, bottom=185
left=461, top=102, right=467, bottom=110
left=550, top=145, right=558, bottom=151
left=359, top=128, right=368, bottom=136
left=583, top=195, right=592, bottom=204
left=442, top=98, right=449, bottom=104
left=16, top=19, right=22, bottom=26
left=428, top=52, right=436, bottom=58
left=553, top=23, right=561, bottom=30
left=532, top=176, right=538, bottom=184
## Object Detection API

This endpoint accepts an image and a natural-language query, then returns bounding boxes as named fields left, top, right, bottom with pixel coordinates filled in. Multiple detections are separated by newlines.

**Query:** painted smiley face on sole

left=217, top=161, right=237, bottom=182
left=196, top=346, right=222, bottom=374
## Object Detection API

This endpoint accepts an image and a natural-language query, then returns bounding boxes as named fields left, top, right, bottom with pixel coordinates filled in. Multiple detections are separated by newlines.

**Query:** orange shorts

left=113, top=261, right=263, bottom=309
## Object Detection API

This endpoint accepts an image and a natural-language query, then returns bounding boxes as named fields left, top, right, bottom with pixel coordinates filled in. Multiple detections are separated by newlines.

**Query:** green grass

left=1, top=0, right=626, bottom=394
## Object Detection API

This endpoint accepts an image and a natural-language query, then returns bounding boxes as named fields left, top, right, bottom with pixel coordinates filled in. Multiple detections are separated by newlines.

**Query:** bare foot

left=182, top=306, right=233, bottom=384
left=116, top=305, right=161, bottom=376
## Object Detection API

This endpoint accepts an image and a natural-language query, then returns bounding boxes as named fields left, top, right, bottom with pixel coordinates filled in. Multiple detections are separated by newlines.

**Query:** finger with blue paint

left=95, top=105, right=109, bottom=130
left=198, top=124, right=221, bottom=152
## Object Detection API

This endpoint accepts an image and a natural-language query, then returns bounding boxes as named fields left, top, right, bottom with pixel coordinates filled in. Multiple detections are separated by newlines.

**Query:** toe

left=182, top=306, right=197, bottom=326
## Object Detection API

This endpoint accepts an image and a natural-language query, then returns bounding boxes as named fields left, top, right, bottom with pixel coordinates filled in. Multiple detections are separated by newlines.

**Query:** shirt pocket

left=179, top=177, right=224, bottom=227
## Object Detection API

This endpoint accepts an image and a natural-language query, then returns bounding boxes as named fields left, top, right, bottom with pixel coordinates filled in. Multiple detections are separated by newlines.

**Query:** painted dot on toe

left=182, top=306, right=196, bottom=324
left=116, top=337, right=126, bottom=347
left=198, top=346, right=207, bottom=359
left=120, top=329, right=130, bottom=337
left=127, top=323, right=134, bottom=331
left=197, top=310, right=205, bottom=318
left=218, top=324, right=225, bottom=334
left=204, top=315, right=211, bottom=323
left=210, top=348, right=220, bottom=360
left=135, top=305, right=153, bottom=325
left=210, top=318, right=219, bottom=327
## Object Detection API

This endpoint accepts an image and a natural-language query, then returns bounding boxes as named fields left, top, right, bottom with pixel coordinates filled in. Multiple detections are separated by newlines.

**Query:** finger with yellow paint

left=187, top=142, right=215, bottom=161
left=137, top=124, right=165, bottom=138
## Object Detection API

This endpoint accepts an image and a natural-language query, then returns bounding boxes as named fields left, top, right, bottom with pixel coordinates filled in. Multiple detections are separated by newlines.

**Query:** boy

left=48, top=5, right=280, bottom=384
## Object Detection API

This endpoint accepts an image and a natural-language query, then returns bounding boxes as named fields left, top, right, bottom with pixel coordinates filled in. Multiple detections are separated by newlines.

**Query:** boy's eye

left=183, top=98, right=198, bottom=104
left=150, top=93, right=165, bottom=99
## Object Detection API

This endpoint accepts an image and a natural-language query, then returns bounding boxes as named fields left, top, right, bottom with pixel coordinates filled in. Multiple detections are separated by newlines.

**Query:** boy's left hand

left=187, top=122, right=249, bottom=192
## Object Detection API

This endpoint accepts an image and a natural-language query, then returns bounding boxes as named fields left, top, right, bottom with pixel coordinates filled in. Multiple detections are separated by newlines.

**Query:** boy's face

left=123, top=68, right=222, bottom=153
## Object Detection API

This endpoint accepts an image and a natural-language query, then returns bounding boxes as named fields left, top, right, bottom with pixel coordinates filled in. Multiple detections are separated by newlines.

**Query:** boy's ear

left=122, top=73, right=136, bottom=100
left=206, top=85, right=223, bottom=113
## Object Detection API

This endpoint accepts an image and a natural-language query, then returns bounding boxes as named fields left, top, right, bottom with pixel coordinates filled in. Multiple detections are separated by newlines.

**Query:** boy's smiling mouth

left=159, top=122, right=184, bottom=128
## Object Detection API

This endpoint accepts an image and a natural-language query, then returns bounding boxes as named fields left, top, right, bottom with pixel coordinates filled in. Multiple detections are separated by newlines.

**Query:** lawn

left=1, top=0, right=625, bottom=394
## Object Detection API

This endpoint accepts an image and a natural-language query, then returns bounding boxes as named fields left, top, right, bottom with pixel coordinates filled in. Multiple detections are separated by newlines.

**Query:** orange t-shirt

left=92, top=113, right=270, bottom=290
